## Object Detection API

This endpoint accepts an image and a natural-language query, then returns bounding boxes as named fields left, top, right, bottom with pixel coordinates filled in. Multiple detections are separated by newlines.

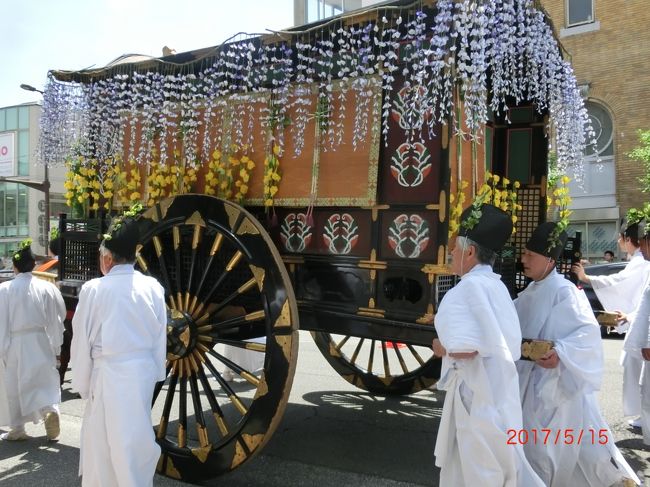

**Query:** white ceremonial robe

left=223, top=338, right=265, bottom=378
left=434, top=264, right=544, bottom=487
left=0, top=272, right=65, bottom=428
left=591, top=250, right=650, bottom=315
left=623, top=285, right=650, bottom=445
left=216, top=305, right=266, bottom=379
left=515, top=271, right=639, bottom=486
left=71, top=264, right=167, bottom=487
left=591, top=250, right=650, bottom=416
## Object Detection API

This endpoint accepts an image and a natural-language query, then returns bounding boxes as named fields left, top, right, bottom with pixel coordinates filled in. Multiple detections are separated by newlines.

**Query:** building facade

left=0, top=103, right=66, bottom=262
left=540, top=0, right=650, bottom=260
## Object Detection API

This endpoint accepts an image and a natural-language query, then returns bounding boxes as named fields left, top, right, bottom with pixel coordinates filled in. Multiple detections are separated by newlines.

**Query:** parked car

left=580, top=261, right=628, bottom=337
left=0, top=269, right=14, bottom=283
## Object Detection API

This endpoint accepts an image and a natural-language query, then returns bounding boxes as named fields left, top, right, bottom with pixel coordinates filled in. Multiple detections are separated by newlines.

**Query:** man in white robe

left=573, top=221, right=650, bottom=427
left=432, top=204, right=544, bottom=487
left=623, top=218, right=650, bottom=446
left=515, top=222, right=639, bottom=486
left=0, top=240, right=65, bottom=441
left=71, top=215, right=167, bottom=487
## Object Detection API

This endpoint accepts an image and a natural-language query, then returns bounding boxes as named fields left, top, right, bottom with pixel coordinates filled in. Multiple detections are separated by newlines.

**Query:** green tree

left=629, top=129, right=650, bottom=193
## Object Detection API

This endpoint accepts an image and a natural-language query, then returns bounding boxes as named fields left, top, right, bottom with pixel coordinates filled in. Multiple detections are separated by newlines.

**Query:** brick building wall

left=540, top=0, right=650, bottom=215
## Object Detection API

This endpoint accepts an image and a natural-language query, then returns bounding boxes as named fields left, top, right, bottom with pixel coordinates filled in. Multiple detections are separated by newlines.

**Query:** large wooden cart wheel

left=311, top=332, right=439, bottom=395
left=136, top=195, right=299, bottom=483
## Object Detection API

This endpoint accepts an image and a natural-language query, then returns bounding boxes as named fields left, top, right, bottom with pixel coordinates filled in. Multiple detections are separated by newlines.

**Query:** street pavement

left=1, top=332, right=648, bottom=486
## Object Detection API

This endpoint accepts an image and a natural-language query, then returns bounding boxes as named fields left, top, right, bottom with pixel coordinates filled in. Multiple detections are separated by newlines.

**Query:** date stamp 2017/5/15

left=506, top=429, right=609, bottom=445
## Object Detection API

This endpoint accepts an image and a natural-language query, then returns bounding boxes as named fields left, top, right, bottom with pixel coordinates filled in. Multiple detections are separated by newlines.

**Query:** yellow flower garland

left=263, top=143, right=281, bottom=207
left=64, top=156, right=121, bottom=214
left=546, top=175, right=572, bottom=251
left=204, top=145, right=255, bottom=202
left=448, top=172, right=521, bottom=239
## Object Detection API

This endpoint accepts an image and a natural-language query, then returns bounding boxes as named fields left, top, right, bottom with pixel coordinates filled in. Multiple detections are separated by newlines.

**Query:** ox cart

left=40, top=0, right=589, bottom=482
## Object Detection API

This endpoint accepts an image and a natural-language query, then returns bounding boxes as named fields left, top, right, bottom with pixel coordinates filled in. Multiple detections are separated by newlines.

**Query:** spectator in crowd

left=432, top=204, right=544, bottom=486
left=0, top=239, right=65, bottom=441
left=71, top=212, right=166, bottom=486
left=515, top=222, right=639, bottom=486
left=603, top=250, right=615, bottom=262
left=572, top=219, right=650, bottom=428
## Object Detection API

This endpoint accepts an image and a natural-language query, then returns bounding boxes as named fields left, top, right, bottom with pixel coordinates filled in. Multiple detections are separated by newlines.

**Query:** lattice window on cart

left=62, top=240, right=102, bottom=281
left=513, top=186, right=543, bottom=291
left=435, top=274, right=458, bottom=309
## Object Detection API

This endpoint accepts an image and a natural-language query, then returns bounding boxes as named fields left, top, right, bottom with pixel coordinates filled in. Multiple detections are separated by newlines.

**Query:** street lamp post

left=19, top=84, right=45, bottom=95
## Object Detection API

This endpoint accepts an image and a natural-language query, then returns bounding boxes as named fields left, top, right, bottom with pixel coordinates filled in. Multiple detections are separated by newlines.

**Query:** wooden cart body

left=43, top=0, right=588, bottom=482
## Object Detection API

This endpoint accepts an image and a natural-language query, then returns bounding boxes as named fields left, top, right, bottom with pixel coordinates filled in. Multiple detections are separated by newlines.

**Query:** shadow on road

left=0, top=436, right=80, bottom=486
left=244, top=389, right=443, bottom=486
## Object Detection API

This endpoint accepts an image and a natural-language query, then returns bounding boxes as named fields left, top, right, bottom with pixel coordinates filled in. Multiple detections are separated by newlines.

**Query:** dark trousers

left=59, top=318, right=73, bottom=386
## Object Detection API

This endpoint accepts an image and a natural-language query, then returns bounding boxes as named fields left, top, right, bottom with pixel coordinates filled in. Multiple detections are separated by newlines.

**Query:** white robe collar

left=13, top=272, right=33, bottom=281
left=106, top=264, right=135, bottom=276
left=460, top=263, right=493, bottom=280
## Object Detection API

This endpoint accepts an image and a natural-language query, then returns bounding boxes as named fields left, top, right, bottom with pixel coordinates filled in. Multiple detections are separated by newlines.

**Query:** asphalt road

left=1, top=332, right=648, bottom=486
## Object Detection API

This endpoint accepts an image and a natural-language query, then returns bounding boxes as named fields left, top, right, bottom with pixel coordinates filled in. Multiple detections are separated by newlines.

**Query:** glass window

left=0, top=109, right=5, bottom=131
left=0, top=184, right=4, bottom=226
left=4, top=183, right=17, bottom=231
left=307, top=0, right=320, bottom=22
left=18, top=106, right=29, bottom=130
left=585, top=102, right=613, bottom=157
left=567, top=221, right=618, bottom=261
left=5, top=107, right=17, bottom=131
left=567, top=0, right=594, bottom=26
left=17, top=187, right=28, bottom=225
left=18, top=130, right=29, bottom=176
left=569, top=101, right=615, bottom=203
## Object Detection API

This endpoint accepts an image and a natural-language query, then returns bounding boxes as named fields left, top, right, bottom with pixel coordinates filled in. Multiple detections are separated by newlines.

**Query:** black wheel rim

left=136, top=194, right=299, bottom=482
left=311, top=331, right=439, bottom=395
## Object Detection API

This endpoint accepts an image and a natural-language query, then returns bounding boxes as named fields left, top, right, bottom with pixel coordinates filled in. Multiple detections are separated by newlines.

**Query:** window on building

left=567, top=0, right=594, bottom=26
left=4, top=107, right=18, bottom=131
left=306, top=0, right=359, bottom=23
left=18, top=106, right=29, bottom=130
left=0, top=182, right=29, bottom=239
left=567, top=221, right=619, bottom=262
left=567, top=101, right=615, bottom=207
left=18, top=130, right=29, bottom=176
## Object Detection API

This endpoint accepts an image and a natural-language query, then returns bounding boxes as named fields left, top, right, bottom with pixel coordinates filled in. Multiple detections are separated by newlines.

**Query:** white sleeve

left=624, top=286, right=650, bottom=354
left=43, top=284, right=66, bottom=355
left=550, top=288, right=603, bottom=395
left=0, top=288, right=8, bottom=360
left=70, top=285, right=95, bottom=399
left=154, top=284, right=168, bottom=381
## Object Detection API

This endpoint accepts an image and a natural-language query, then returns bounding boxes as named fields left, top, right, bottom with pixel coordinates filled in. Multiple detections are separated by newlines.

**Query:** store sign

left=0, top=132, right=15, bottom=177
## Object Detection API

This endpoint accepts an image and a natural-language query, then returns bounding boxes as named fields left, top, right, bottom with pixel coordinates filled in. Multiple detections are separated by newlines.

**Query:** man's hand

left=536, top=349, right=560, bottom=368
left=570, top=263, right=588, bottom=283
left=615, top=311, right=628, bottom=323
left=432, top=338, right=446, bottom=357
left=642, top=348, right=650, bottom=361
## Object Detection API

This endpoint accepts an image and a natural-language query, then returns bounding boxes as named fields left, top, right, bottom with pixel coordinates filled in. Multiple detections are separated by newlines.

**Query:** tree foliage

left=629, top=129, right=650, bottom=193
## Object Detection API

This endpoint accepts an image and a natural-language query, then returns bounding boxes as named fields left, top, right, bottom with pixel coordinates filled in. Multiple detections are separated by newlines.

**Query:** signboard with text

left=0, top=132, right=15, bottom=177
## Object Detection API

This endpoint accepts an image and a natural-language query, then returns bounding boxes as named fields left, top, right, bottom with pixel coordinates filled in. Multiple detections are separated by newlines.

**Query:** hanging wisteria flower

left=37, top=0, right=594, bottom=193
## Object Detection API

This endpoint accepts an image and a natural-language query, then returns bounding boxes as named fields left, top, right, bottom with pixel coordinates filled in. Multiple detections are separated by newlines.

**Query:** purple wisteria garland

left=39, top=0, right=592, bottom=179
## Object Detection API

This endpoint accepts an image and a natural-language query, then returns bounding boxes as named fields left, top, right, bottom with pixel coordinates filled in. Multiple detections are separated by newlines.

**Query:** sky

left=0, top=0, right=295, bottom=108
